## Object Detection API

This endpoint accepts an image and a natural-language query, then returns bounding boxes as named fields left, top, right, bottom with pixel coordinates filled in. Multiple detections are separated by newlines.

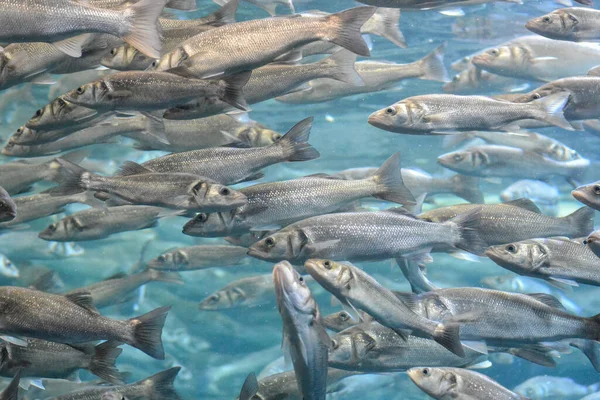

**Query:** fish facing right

left=273, top=261, right=331, bottom=400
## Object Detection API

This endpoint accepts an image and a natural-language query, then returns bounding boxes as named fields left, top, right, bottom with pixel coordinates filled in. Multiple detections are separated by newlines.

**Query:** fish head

left=101, top=45, right=140, bottom=70
left=64, top=80, right=109, bottom=109
left=248, top=229, right=305, bottom=261
left=322, top=311, right=355, bottom=332
left=585, top=231, right=600, bottom=257
left=199, top=289, right=234, bottom=310
left=1, top=138, right=27, bottom=157
left=304, top=259, right=355, bottom=296
left=572, top=181, right=600, bottom=208
left=451, top=56, right=472, bottom=72
left=39, top=217, right=82, bottom=241
left=0, top=195, right=16, bottom=223
left=182, top=211, right=233, bottom=237
left=368, top=102, right=411, bottom=131
left=0, top=254, right=18, bottom=278
left=526, top=10, right=577, bottom=38
left=548, top=143, right=580, bottom=162
left=236, top=124, right=282, bottom=147
left=437, top=148, right=488, bottom=173
left=471, top=46, right=513, bottom=73
left=511, top=85, right=558, bottom=103
left=485, top=241, right=548, bottom=273
left=199, top=182, right=247, bottom=212
left=101, top=391, right=128, bottom=400
left=147, top=249, right=188, bottom=270
left=408, top=367, right=458, bottom=398
left=273, top=261, right=315, bottom=317
left=443, top=71, right=469, bottom=94
left=0, top=50, right=9, bottom=85
left=150, top=48, right=189, bottom=72
left=329, top=329, right=375, bottom=365
left=9, top=126, right=38, bottom=146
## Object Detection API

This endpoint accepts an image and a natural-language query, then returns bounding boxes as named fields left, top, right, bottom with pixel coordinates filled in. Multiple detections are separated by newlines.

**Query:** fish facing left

left=0, top=186, right=17, bottom=223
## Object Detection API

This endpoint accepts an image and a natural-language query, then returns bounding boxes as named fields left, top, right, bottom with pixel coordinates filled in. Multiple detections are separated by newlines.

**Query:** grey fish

left=50, top=159, right=247, bottom=212
left=91, top=0, right=196, bottom=11
left=276, top=44, right=448, bottom=104
left=273, top=261, right=331, bottom=400
left=51, top=34, right=124, bottom=76
left=0, top=0, right=166, bottom=58
left=304, top=259, right=465, bottom=357
left=0, top=150, right=87, bottom=195
left=38, top=205, right=180, bottom=242
left=62, top=70, right=251, bottom=113
left=323, top=310, right=370, bottom=332
left=443, top=65, right=528, bottom=95
left=0, top=186, right=17, bottom=223
left=585, top=230, right=600, bottom=257
left=501, top=180, right=560, bottom=217
left=0, top=254, right=19, bottom=279
left=162, top=50, right=362, bottom=120
left=514, top=375, right=600, bottom=399
left=25, top=97, right=106, bottom=132
left=214, top=0, right=294, bottom=16
left=138, top=117, right=319, bottom=185
left=437, top=145, right=589, bottom=185
left=368, top=92, right=573, bottom=134
left=147, top=245, right=250, bottom=271
left=248, top=207, right=485, bottom=263
left=50, top=367, right=181, bottom=400
left=0, top=286, right=169, bottom=359
left=329, top=321, right=488, bottom=372
left=198, top=274, right=273, bottom=310
left=526, top=8, right=600, bottom=43
left=356, top=0, right=521, bottom=10
left=64, top=268, right=183, bottom=309
left=182, top=152, right=414, bottom=237
left=0, top=339, right=123, bottom=383
left=419, top=200, right=594, bottom=246
left=408, top=367, right=523, bottom=400
left=101, top=0, right=238, bottom=71
left=152, top=7, right=375, bottom=76
left=225, top=230, right=276, bottom=247
left=573, top=180, right=600, bottom=210
left=471, top=35, right=600, bottom=82
left=486, top=238, right=600, bottom=287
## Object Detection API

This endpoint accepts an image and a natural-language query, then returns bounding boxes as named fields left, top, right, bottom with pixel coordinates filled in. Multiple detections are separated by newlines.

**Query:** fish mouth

left=247, top=247, right=272, bottom=261
left=181, top=220, right=202, bottom=236
left=471, top=55, right=487, bottom=67
left=303, top=259, right=321, bottom=275
left=571, top=189, right=589, bottom=206
left=406, top=368, right=421, bottom=381
left=0, top=211, right=16, bottom=222
left=367, top=112, right=386, bottom=129
left=524, top=20, right=538, bottom=32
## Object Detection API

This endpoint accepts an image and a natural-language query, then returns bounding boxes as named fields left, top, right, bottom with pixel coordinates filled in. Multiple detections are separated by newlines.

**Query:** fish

left=471, top=35, right=600, bottom=82
left=24, top=97, right=105, bottom=133
left=0, top=254, right=19, bottom=279
left=199, top=274, right=274, bottom=310
left=500, top=180, right=560, bottom=216
left=418, top=200, right=594, bottom=246
left=585, top=230, right=600, bottom=257
left=248, top=207, right=485, bottom=263
left=514, top=376, right=600, bottom=399
left=102, top=392, right=130, bottom=400
left=92, top=0, right=196, bottom=11
left=62, top=70, right=251, bottom=113
left=437, top=145, right=590, bottom=185
left=0, top=339, right=123, bottom=383
left=137, top=117, right=319, bottom=185
left=101, top=0, right=238, bottom=71
left=0, top=0, right=167, bottom=58
left=38, top=205, right=181, bottom=242
left=273, top=261, right=331, bottom=400
left=323, top=310, right=370, bottom=332
left=0, top=286, right=170, bottom=359
left=304, top=259, right=466, bottom=357
left=355, top=0, right=522, bottom=12
left=182, top=152, right=414, bottom=237
left=486, top=237, right=600, bottom=287
left=63, top=268, right=183, bottom=308
left=152, top=7, right=376, bottom=76
left=49, top=367, right=181, bottom=400
left=147, top=245, right=250, bottom=271
left=214, top=0, right=294, bottom=16
left=162, top=50, right=363, bottom=120
left=0, top=186, right=17, bottom=223
left=408, top=367, right=523, bottom=399
left=526, top=8, right=600, bottom=43
left=329, top=321, right=489, bottom=372
left=368, top=92, right=574, bottom=134
left=443, top=65, right=529, bottom=95
left=49, top=159, right=247, bottom=212
left=276, top=44, right=448, bottom=104
left=573, top=181, right=600, bottom=210
left=0, top=371, right=20, bottom=400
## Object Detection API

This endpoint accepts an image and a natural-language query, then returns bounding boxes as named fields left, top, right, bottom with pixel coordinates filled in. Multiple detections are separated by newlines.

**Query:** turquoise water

left=0, top=0, right=599, bottom=399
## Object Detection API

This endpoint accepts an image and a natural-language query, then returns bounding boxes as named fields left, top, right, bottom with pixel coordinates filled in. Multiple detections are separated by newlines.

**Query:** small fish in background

left=526, top=8, right=600, bottom=43
left=573, top=180, right=600, bottom=210
left=501, top=180, right=559, bottom=216
left=408, top=367, right=523, bottom=399
left=0, top=186, right=17, bottom=223
left=198, top=274, right=274, bottom=310
left=514, top=375, right=600, bottom=399
left=443, top=65, right=529, bottom=95
left=214, top=0, right=295, bottom=16
left=147, top=245, right=250, bottom=272
left=0, top=253, right=19, bottom=279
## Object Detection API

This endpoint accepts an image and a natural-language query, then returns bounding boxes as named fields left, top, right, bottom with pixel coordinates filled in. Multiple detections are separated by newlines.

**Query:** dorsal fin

left=502, top=198, right=542, bottom=213
left=64, top=291, right=99, bottom=315
left=118, top=161, right=153, bottom=176
left=527, top=293, right=567, bottom=311
left=385, top=207, right=418, bottom=218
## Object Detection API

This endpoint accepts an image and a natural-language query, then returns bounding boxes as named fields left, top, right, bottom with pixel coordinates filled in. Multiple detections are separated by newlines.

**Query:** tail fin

left=531, top=91, right=574, bottom=131
left=207, top=0, right=238, bottom=25
left=570, top=339, right=600, bottom=372
left=138, top=367, right=182, bottom=400
left=239, top=373, right=259, bottom=400
left=128, top=306, right=171, bottom=360
left=89, top=341, right=124, bottom=384
left=123, top=0, right=168, bottom=58
left=371, top=153, right=415, bottom=206
left=319, top=50, right=363, bottom=86
left=449, top=174, right=483, bottom=203
left=147, top=268, right=184, bottom=284
left=1, top=370, right=20, bottom=400
left=433, top=323, right=465, bottom=357
left=46, top=158, right=92, bottom=196
left=220, top=71, right=252, bottom=111
left=324, top=7, right=377, bottom=57
left=564, top=206, right=595, bottom=238
left=447, top=207, right=487, bottom=255
left=419, top=44, right=450, bottom=82
left=363, top=8, right=406, bottom=48
left=275, top=117, right=320, bottom=162
left=166, top=0, right=197, bottom=11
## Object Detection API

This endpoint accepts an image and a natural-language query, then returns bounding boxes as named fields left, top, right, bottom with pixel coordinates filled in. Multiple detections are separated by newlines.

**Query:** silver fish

left=515, top=376, right=600, bottom=399
left=214, top=0, right=294, bottom=16
left=368, top=92, right=573, bottom=134
left=91, top=0, right=196, bottom=11
left=0, top=186, right=17, bottom=223
left=408, top=367, right=523, bottom=400
left=443, top=65, right=528, bottom=95
left=573, top=180, right=600, bottom=210
left=0, top=253, right=19, bottom=279
left=323, top=310, right=370, bottom=332
left=199, top=274, right=274, bottom=310
left=304, top=259, right=465, bottom=357
left=356, top=0, right=521, bottom=10
left=25, top=97, right=105, bottom=132
left=526, top=8, right=600, bottom=43
left=501, top=180, right=560, bottom=217
left=273, top=261, right=331, bottom=400
left=147, top=245, right=250, bottom=271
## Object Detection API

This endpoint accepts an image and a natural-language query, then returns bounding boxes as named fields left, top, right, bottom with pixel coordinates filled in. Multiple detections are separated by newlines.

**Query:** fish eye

left=208, top=294, right=219, bottom=304
left=542, top=16, right=551, bottom=23
left=195, top=213, right=208, bottom=222
left=594, top=185, right=600, bottom=195
left=110, top=48, right=116, bottom=55
left=35, top=109, right=42, bottom=117
left=48, top=224, right=57, bottom=233
left=489, top=49, right=499, bottom=56
left=422, top=368, right=430, bottom=375
left=453, top=154, right=463, bottom=162
left=385, top=107, right=396, bottom=116
left=15, top=127, right=22, bottom=133
left=157, top=255, right=166, bottom=262
left=265, top=237, right=275, bottom=247
left=219, top=187, right=231, bottom=196
left=151, top=60, right=158, bottom=68
left=506, top=244, right=517, bottom=253
left=76, top=86, right=85, bottom=94
left=331, top=339, right=339, bottom=349
left=452, top=75, right=459, bottom=82
left=272, top=133, right=282, bottom=141
left=339, top=312, right=349, bottom=321
left=324, top=260, right=332, bottom=269
left=298, top=276, right=304, bottom=283
left=584, top=239, right=589, bottom=245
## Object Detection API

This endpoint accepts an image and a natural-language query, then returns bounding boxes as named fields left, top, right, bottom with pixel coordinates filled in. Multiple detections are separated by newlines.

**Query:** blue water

left=0, top=0, right=599, bottom=399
